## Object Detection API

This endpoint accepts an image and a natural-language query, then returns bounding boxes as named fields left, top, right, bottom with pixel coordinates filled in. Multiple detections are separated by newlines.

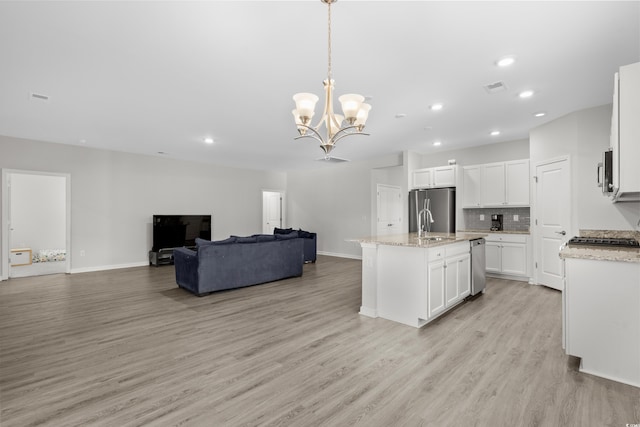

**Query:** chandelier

left=292, top=0, right=371, bottom=157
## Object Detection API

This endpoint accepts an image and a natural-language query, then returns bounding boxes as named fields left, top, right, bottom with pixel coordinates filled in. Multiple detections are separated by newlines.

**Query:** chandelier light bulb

left=293, top=93, right=319, bottom=121
left=339, top=94, right=365, bottom=123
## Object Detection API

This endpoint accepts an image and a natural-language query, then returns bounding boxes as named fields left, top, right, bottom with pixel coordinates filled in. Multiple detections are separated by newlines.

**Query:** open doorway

left=262, top=190, right=285, bottom=234
left=1, top=170, right=71, bottom=279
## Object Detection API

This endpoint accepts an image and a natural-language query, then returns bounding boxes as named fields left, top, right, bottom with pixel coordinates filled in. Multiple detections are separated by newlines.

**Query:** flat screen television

left=152, top=215, right=211, bottom=251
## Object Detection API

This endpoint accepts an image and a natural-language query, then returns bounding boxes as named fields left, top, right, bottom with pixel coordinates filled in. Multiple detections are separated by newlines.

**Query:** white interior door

left=535, top=158, right=570, bottom=291
left=376, top=184, right=402, bottom=235
left=262, top=191, right=282, bottom=234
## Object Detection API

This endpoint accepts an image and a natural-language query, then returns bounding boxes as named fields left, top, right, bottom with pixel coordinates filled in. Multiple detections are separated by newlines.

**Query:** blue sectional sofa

left=174, top=234, right=304, bottom=296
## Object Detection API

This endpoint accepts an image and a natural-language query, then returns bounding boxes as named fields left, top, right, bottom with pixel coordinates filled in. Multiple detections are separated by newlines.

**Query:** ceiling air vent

left=483, top=81, right=507, bottom=94
left=30, top=92, right=50, bottom=102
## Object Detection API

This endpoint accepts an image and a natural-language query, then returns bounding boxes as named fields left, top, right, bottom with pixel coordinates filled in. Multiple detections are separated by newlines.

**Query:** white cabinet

left=463, top=160, right=529, bottom=207
left=427, top=259, right=446, bottom=318
left=505, top=160, right=530, bottom=205
left=610, top=62, right=640, bottom=202
left=412, top=165, right=457, bottom=189
left=446, top=252, right=471, bottom=305
left=484, top=233, right=529, bottom=280
left=462, top=165, right=482, bottom=207
left=482, top=160, right=529, bottom=207
left=428, top=242, right=470, bottom=318
left=564, top=257, right=640, bottom=387
left=482, top=163, right=506, bottom=206
left=413, top=168, right=433, bottom=189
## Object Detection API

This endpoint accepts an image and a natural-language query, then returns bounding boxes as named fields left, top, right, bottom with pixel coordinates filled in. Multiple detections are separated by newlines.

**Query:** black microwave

left=597, top=149, right=613, bottom=194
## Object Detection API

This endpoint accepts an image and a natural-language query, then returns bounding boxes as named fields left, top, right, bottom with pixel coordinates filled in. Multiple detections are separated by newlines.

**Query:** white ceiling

left=1, top=1, right=639, bottom=171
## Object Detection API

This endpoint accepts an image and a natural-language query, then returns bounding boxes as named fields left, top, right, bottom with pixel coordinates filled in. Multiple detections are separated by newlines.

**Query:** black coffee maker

left=490, top=214, right=503, bottom=231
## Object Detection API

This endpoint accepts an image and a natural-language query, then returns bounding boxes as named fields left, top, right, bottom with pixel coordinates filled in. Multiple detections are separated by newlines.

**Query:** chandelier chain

left=327, top=0, right=332, bottom=79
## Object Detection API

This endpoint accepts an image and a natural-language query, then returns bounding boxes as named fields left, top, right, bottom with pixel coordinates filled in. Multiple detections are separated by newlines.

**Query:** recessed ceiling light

left=490, top=130, right=500, bottom=136
left=433, top=141, right=442, bottom=147
left=430, top=103, right=443, bottom=111
left=79, top=139, right=87, bottom=144
left=533, top=111, right=546, bottom=117
left=496, top=57, right=515, bottom=67
left=519, top=90, right=534, bottom=98
left=204, top=137, right=214, bottom=144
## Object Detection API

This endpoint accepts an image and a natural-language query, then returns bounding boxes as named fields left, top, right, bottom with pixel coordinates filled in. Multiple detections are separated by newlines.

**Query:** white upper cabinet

left=465, top=159, right=530, bottom=207
left=432, top=166, right=457, bottom=187
left=412, top=165, right=457, bottom=189
left=413, top=168, right=433, bottom=189
left=611, top=62, right=640, bottom=202
left=505, top=160, right=530, bottom=206
left=462, top=165, right=482, bottom=208
left=482, top=163, right=506, bottom=206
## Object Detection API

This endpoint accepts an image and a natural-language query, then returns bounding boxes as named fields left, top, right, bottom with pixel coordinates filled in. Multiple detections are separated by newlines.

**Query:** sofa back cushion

left=275, top=231, right=299, bottom=240
left=253, top=234, right=277, bottom=242
left=212, top=236, right=237, bottom=245
left=274, top=227, right=293, bottom=235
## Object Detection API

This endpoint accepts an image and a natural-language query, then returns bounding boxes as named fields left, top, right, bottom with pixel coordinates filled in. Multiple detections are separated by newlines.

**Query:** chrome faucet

left=418, top=199, right=434, bottom=237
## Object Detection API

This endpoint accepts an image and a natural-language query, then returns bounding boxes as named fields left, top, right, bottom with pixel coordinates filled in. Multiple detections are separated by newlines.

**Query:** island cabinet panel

left=376, top=245, right=427, bottom=327
left=427, top=259, right=446, bottom=319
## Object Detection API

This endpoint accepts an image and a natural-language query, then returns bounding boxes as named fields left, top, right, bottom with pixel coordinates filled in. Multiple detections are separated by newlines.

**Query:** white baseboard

left=317, top=251, right=362, bottom=260
left=71, top=261, right=149, bottom=274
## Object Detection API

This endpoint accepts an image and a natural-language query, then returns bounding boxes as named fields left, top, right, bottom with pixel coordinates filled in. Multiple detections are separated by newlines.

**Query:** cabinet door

left=501, top=242, right=527, bottom=276
left=485, top=242, right=501, bottom=273
left=482, top=163, right=506, bottom=206
left=462, top=165, right=482, bottom=207
left=457, top=253, right=471, bottom=299
left=505, top=160, right=530, bottom=206
left=445, top=253, right=471, bottom=306
left=427, top=260, right=446, bottom=318
left=433, top=166, right=456, bottom=187
left=445, top=257, right=459, bottom=306
left=413, top=168, right=432, bottom=189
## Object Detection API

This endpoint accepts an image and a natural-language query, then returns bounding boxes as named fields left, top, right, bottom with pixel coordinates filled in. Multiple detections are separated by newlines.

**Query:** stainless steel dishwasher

left=470, top=238, right=486, bottom=295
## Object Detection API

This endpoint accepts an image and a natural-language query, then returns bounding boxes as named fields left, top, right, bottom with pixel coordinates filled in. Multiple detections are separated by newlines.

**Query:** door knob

left=555, top=231, right=566, bottom=236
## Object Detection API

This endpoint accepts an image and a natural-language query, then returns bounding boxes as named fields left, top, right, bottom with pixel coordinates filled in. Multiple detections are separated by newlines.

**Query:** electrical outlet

left=480, top=214, right=485, bottom=221
left=514, top=214, right=519, bottom=222
left=80, top=250, right=85, bottom=257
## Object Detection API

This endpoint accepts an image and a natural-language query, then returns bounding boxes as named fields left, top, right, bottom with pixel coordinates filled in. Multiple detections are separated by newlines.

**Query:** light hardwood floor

left=1, top=256, right=638, bottom=427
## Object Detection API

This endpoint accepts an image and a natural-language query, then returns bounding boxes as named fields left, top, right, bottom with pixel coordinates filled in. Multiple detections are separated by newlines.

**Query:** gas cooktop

left=568, top=236, right=640, bottom=248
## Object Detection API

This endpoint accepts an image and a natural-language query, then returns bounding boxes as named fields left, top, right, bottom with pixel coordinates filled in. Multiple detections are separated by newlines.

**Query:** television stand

left=149, top=247, right=196, bottom=266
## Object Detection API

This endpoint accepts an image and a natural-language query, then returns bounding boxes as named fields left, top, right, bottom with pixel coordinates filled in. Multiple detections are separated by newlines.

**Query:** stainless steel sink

left=416, top=236, right=451, bottom=242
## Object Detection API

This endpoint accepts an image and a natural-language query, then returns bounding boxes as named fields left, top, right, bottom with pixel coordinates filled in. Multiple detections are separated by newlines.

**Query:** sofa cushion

left=275, top=231, right=299, bottom=240
left=233, top=236, right=258, bottom=243
left=253, top=234, right=277, bottom=242
left=298, top=229, right=314, bottom=239
left=211, top=236, right=237, bottom=245
left=274, top=227, right=293, bottom=235
left=195, top=237, right=213, bottom=247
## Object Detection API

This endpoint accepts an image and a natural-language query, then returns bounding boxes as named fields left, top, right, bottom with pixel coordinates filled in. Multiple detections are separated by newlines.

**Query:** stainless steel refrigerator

left=409, top=188, right=456, bottom=233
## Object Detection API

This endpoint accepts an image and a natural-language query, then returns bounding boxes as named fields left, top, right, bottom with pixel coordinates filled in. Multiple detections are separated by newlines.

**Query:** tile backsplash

left=463, top=207, right=530, bottom=232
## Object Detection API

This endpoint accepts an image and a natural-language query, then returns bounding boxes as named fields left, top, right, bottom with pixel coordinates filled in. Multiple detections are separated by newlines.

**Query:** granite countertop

left=559, top=229, right=640, bottom=263
left=348, top=232, right=488, bottom=248
left=460, top=229, right=530, bottom=235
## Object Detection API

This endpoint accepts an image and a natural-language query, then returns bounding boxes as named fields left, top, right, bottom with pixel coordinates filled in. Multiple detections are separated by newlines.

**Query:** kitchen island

left=350, top=232, right=486, bottom=328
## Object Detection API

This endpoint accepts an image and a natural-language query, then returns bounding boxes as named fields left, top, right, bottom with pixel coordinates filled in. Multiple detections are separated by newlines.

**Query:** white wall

left=286, top=154, right=402, bottom=258
left=10, top=173, right=66, bottom=253
left=530, top=104, right=640, bottom=233
left=0, top=135, right=286, bottom=274
left=418, top=139, right=530, bottom=168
